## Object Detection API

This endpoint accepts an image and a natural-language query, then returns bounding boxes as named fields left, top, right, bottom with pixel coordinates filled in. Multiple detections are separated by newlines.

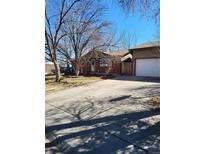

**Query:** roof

left=105, top=49, right=129, bottom=56
left=45, top=61, right=54, bottom=65
left=81, top=50, right=112, bottom=60
left=121, top=53, right=132, bottom=62
left=82, top=49, right=129, bottom=59
left=132, top=41, right=160, bottom=49
left=128, top=41, right=160, bottom=59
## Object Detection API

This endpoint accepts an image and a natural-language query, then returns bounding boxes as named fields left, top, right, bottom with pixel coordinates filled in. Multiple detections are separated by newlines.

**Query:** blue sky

left=103, top=1, right=159, bottom=47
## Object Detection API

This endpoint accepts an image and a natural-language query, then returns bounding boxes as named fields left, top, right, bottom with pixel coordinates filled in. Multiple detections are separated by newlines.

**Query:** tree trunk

left=53, top=60, right=61, bottom=82
left=75, top=65, right=80, bottom=76
left=73, top=61, right=80, bottom=76
left=66, top=59, right=70, bottom=69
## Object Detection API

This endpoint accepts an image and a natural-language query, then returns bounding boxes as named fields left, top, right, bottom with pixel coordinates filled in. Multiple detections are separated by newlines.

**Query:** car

left=60, top=66, right=75, bottom=75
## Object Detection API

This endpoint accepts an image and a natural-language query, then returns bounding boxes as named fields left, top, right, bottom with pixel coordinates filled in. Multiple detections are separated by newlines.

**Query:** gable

left=130, top=47, right=160, bottom=59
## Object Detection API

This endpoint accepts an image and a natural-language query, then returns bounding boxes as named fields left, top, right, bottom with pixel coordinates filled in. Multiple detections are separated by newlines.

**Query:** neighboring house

left=80, top=50, right=128, bottom=75
left=129, top=41, right=160, bottom=77
left=45, top=62, right=55, bottom=74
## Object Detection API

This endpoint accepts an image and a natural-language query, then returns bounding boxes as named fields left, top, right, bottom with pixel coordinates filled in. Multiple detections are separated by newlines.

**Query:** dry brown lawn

left=145, top=96, right=160, bottom=109
left=45, top=74, right=112, bottom=94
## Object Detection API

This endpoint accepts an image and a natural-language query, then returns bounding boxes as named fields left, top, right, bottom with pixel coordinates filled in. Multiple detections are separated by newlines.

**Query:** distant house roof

left=132, top=41, right=160, bottom=49
left=81, top=50, right=112, bottom=60
left=105, top=49, right=129, bottom=57
left=45, top=61, right=54, bottom=65
left=82, top=49, right=129, bottom=59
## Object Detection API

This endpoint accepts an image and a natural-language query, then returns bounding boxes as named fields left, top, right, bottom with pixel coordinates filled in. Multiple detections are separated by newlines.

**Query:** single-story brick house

left=79, top=41, right=160, bottom=77
left=79, top=50, right=129, bottom=75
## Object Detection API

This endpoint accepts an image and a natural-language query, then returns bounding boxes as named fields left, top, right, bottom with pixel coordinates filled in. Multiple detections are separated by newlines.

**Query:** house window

left=100, top=58, right=112, bottom=67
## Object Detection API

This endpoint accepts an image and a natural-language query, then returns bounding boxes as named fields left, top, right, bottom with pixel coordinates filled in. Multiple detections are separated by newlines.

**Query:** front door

left=91, top=59, right=95, bottom=72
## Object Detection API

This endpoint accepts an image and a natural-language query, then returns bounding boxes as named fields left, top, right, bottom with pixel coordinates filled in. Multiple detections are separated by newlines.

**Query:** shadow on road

left=46, top=109, right=160, bottom=154
left=45, top=79, right=160, bottom=153
left=111, top=76, right=160, bottom=83
left=109, top=95, right=131, bottom=102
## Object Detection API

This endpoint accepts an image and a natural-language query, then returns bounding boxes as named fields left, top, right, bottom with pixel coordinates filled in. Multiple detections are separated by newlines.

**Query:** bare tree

left=60, top=0, right=117, bottom=76
left=117, top=0, right=160, bottom=23
left=118, top=32, right=138, bottom=49
left=57, top=38, right=73, bottom=69
left=45, top=0, right=80, bottom=82
left=117, top=0, right=160, bottom=44
left=153, top=27, right=160, bottom=40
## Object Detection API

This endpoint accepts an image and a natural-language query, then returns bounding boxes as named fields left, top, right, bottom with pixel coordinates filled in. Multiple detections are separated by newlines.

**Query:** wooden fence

left=121, top=62, right=132, bottom=75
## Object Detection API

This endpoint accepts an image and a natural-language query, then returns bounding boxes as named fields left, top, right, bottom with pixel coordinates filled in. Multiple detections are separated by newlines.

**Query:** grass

left=145, top=96, right=160, bottom=110
left=45, top=74, right=113, bottom=94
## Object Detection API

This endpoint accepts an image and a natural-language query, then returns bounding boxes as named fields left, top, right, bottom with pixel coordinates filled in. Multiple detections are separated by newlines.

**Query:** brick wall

left=81, top=58, right=121, bottom=75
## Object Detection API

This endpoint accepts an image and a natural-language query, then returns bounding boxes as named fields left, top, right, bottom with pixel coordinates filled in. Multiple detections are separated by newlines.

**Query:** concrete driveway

left=45, top=76, right=160, bottom=154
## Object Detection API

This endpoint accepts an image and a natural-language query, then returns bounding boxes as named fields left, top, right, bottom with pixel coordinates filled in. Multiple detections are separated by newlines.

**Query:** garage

left=135, top=58, right=160, bottom=77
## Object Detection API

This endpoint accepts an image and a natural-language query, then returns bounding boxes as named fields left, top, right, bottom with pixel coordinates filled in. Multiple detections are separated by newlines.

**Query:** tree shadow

left=46, top=109, right=160, bottom=154
left=45, top=81, right=160, bottom=153
left=109, top=95, right=131, bottom=102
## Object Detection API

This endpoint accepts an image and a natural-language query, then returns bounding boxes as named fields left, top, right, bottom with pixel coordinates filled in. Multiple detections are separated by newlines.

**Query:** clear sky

left=103, top=0, right=159, bottom=47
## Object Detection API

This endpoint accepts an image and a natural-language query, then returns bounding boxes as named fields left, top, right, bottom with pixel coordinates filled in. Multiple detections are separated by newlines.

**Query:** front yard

left=45, top=74, right=112, bottom=94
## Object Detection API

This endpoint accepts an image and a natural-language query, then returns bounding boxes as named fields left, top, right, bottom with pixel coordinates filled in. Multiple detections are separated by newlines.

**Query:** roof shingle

left=105, top=49, right=129, bottom=56
left=133, top=41, right=160, bottom=49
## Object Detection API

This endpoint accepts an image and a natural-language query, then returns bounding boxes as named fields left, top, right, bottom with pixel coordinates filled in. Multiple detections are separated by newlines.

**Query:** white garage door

left=135, top=58, right=160, bottom=77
